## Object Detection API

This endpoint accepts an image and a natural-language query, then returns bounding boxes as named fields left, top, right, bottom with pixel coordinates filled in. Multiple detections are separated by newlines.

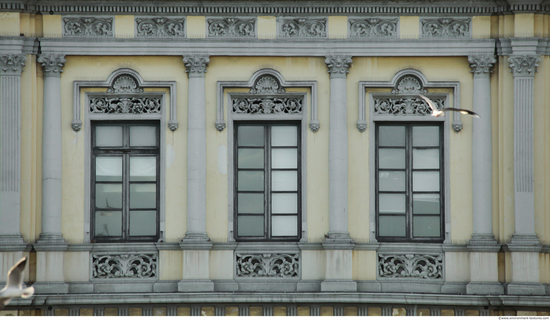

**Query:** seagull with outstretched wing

left=0, top=257, right=34, bottom=310
left=419, top=94, right=480, bottom=118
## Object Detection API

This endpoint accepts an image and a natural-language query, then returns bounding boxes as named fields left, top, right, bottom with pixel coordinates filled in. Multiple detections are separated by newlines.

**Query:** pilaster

left=0, top=54, right=26, bottom=245
left=182, top=55, right=211, bottom=243
left=325, top=55, right=352, bottom=242
left=507, top=53, right=544, bottom=296
left=465, top=55, right=502, bottom=295
left=36, top=53, right=67, bottom=244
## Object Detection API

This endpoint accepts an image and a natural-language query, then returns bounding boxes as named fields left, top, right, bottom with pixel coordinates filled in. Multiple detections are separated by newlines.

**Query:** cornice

left=37, top=38, right=496, bottom=57
left=2, top=0, right=550, bottom=15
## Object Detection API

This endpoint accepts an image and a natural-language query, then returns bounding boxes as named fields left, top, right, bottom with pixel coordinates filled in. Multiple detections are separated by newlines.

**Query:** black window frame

left=91, top=121, right=160, bottom=243
left=375, top=122, right=444, bottom=243
left=234, top=121, right=302, bottom=242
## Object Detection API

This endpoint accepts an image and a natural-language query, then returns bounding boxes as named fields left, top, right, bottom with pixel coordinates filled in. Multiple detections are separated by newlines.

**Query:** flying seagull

left=419, top=94, right=480, bottom=118
left=0, top=257, right=34, bottom=310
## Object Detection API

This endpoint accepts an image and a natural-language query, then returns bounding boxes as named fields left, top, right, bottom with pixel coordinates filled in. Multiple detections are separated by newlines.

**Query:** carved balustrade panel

left=236, top=253, right=300, bottom=278
left=92, top=253, right=158, bottom=279
left=378, top=254, right=443, bottom=280
left=232, top=97, right=302, bottom=114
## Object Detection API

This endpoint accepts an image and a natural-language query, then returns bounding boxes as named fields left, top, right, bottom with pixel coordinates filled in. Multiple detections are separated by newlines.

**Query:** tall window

left=92, top=122, right=160, bottom=242
left=376, top=123, right=444, bottom=242
left=234, top=123, right=300, bottom=241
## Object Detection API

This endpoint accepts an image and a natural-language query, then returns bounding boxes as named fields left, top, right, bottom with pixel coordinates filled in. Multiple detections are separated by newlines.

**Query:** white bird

left=419, top=94, right=480, bottom=118
left=0, top=257, right=34, bottom=310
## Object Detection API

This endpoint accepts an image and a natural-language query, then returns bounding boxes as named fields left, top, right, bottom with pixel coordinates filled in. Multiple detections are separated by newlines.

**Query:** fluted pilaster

left=0, top=54, right=26, bottom=244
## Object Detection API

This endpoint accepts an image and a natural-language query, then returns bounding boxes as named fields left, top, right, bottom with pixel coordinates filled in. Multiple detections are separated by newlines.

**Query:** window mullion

left=266, top=125, right=271, bottom=240
left=407, top=124, right=413, bottom=241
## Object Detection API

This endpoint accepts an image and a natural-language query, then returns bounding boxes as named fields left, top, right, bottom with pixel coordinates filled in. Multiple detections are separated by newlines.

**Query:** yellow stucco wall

left=400, top=16, right=419, bottom=39
left=115, top=15, right=134, bottom=38
left=0, top=12, right=20, bottom=36
left=59, top=56, right=188, bottom=242
left=257, top=16, right=276, bottom=39
left=42, top=14, right=62, bottom=37
left=328, top=16, right=347, bottom=39
left=187, top=16, right=205, bottom=38
left=472, top=16, right=491, bottom=38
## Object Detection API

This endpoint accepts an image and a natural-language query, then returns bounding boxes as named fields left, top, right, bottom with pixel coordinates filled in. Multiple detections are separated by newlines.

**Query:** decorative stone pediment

left=250, top=75, right=285, bottom=94
left=62, top=17, right=113, bottom=37
left=349, top=18, right=398, bottom=38
left=207, top=17, right=255, bottom=38
left=279, top=18, right=327, bottom=38
left=420, top=17, right=471, bottom=38
left=107, top=75, right=144, bottom=94
left=136, top=17, right=185, bottom=37
left=392, top=75, right=427, bottom=94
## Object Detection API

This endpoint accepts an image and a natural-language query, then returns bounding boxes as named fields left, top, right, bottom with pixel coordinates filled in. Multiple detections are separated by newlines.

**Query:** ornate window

left=91, top=122, right=160, bottom=242
left=376, top=123, right=444, bottom=242
left=234, top=122, right=301, bottom=241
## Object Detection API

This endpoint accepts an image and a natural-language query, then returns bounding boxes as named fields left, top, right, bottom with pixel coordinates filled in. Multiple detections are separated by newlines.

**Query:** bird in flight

left=419, top=94, right=479, bottom=118
left=0, top=257, right=34, bottom=310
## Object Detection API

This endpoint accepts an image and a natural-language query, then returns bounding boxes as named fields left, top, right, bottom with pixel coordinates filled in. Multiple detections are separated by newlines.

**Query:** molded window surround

left=222, top=69, right=310, bottom=242
left=82, top=69, right=167, bottom=243
left=361, top=69, right=454, bottom=243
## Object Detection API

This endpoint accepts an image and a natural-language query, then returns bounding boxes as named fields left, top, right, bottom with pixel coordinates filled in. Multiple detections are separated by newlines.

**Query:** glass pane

left=378, top=215, right=406, bottom=237
left=95, top=211, right=122, bottom=236
left=238, top=126, right=264, bottom=147
left=238, top=149, right=264, bottom=169
left=95, top=126, right=122, bottom=147
left=413, top=216, right=441, bottom=237
left=130, top=157, right=157, bottom=181
left=272, top=126, right=297, bottom=146
left=95, top=184, right=122, bottom=209
left=237, top=216, right=264, bottom=236
left=238, top=171, right=264, bottom=191
left=413, top=194, right=440, bottom=214
left=272, top=171, right=298, bottom=191
left=272, top=216, right=298, bottom=236
left=96, top=157, right=122, bottom=182
left=238, top=193, right=264, bottom=214
left=129, top=211, right=157, bottom=236
left=379, top=194, right=405, bottom=214
left=379, top=171, right=405, bottom=192
left=272, top=193, right=298, bottom=214
left=413, top=171, right=440, bottom=192
left=130, top=126, right=157, bottom=147
left=130, top=184, right=157, bottom=209
left=272, top=149, right=297, bottom=169
left=413, top=149, right=440, bottom=169
left=413, top=126, right=439, bottom=147
left=379, top=149, right=405, bottom=169
left=379, top=126, right=405, bottom=147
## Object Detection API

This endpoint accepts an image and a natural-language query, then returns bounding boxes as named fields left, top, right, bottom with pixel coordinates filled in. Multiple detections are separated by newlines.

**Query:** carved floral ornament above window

left=349, top=18, right=398, bottom=38
left=420, top=17, right=471, bottom=38
left=231, top=75, right=303, bottom=115
left=63, top=17, right=113, bottom=37
left=136, top=17, right=185, bottom=38
left=89, top=74, right=162, bottom=114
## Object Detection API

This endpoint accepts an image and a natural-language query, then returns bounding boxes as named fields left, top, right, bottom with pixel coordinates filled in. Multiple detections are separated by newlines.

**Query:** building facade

left=1, top=0, right=550, bottom=316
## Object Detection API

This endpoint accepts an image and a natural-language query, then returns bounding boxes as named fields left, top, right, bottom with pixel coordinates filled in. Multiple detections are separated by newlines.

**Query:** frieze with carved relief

left=92, top=254, right=157, bottom=279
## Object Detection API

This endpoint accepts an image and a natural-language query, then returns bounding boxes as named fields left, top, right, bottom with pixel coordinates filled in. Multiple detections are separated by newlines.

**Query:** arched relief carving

left=72, top=68, right=178, bottom=131
left=216, top=68, right=319, bottom=132
left=357, top=68, right=463, bottom=133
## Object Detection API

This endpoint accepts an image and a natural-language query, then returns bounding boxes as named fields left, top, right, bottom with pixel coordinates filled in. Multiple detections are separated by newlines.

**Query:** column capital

left=325, top=55, right=352, bottom=78
left=468, top=54, right=496, bottom=76
left=183, top=55, right=210, bottom=77
left=508, top=54, right=540, bottom=77
left=37, top=54, right=66, bottom=77
left=0, top=54, right=26, bottom=76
